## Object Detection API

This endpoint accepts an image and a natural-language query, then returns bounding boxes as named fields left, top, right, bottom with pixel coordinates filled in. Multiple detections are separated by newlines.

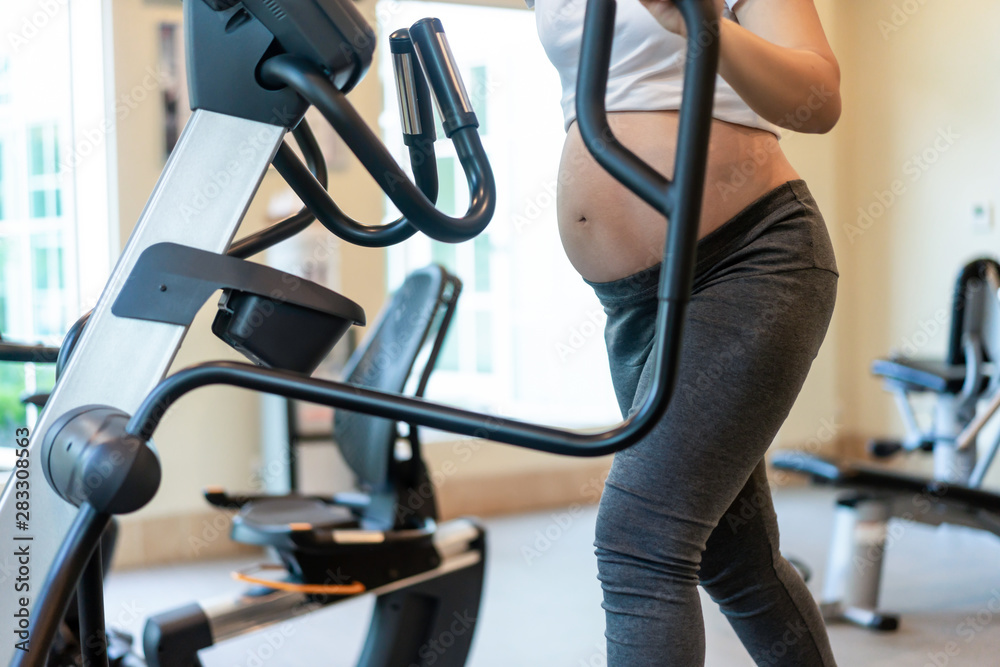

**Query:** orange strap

left=231, top=564, right=366, bottom=595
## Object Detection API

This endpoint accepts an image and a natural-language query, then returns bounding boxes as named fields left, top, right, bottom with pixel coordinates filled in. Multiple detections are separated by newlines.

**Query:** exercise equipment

left=0, top=0, right=723, bottom=664
left=143, top=265, right=473, bottom=667
left=0, top=336, right=59, bottom=367
left=774, top=258, right=1000, bottom=631
left=0, top=338, right=130, bottom=664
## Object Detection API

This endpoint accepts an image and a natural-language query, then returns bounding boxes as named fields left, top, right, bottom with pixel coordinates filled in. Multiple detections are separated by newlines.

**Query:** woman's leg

left=700, top=462, right=832, bottom=666
left=595, top=267, right=838, bottom=666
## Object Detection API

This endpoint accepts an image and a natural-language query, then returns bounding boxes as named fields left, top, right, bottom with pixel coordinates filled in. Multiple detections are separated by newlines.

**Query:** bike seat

left=231, top=496, right=440, bottom=590
left=871, top=357, right=968, bottom=394
left=232, top=496, right=359, bottom=548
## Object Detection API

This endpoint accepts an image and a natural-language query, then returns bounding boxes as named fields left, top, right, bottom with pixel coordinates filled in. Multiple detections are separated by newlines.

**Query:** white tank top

left=527, top=0, right=782, bottom=137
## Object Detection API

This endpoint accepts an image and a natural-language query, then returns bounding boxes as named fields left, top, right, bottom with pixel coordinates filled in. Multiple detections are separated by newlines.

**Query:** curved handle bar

left=269, top=142, right=421, bottom=247
left=261, top=54, right=497, bottom=244
left=390, top=29, right=440, bottom=149
left=227, top=120, right=328, bottom=259
left=261, top=36, right=444, bottom=248
left=8, top=505, right=111, bottom=667
left=578, top=0, right=718, bottom=306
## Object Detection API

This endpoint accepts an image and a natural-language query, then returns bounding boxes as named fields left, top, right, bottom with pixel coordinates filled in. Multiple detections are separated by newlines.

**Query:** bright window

left=378, top=2, right=619, bottom=429
left=0, top=57, right=11, bottom=105
left=0, top=3, right=114, bottom=437
left=27, top=123, right=62, bottom=218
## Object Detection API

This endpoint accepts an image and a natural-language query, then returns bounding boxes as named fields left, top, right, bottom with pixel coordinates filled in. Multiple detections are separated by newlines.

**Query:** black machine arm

left=259, top=18, right=496, bottom=245
left=0, top=339, right=60, bottom=365
left=9, top=506, right=112, bottom=667
left=578, top=0, right=716, bottom=307
left=261, top=54, right=493, bottom=245
left=188, top=2, right=440, bottom=251
left=125, top=0, right=720, bottom=459
left=227, top=121, right=329, bottom=259
left=259, top=29, right=444, bottom=249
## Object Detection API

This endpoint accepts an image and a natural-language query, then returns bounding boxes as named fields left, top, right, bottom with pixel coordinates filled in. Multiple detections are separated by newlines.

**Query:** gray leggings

left=587, top=180, right=839, bottom=666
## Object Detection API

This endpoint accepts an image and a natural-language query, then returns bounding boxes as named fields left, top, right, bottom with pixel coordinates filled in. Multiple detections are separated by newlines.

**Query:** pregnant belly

left=557, top=111, right=800, bottom=283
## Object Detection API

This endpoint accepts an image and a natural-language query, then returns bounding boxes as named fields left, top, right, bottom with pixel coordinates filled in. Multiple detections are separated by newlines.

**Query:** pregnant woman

left=526, top=0, right=842, bottom=664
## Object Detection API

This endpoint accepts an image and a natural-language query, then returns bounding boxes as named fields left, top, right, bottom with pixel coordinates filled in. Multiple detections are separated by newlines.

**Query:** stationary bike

left=0, top=0, right=725, bottom=665
left=774, top=258, right=1000, bottom=630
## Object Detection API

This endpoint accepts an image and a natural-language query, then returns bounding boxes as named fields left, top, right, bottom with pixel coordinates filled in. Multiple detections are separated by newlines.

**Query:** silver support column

left=0, top=110, right=285, bottom=666
left=934, top=395, right=978, bottom=483
left=820, top=498, right=897, bottom=630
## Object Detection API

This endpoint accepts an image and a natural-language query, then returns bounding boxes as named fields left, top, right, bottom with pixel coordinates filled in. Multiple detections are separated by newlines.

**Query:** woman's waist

left=586, top=178, right=838, bottom=308
left=555, top=112, right=799, bottom=282
left=557, top=111, right=797, bottom=232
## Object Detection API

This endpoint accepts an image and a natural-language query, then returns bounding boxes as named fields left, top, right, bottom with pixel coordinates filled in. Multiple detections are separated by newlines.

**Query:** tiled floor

left=104, top=486, right=1000, bottom=666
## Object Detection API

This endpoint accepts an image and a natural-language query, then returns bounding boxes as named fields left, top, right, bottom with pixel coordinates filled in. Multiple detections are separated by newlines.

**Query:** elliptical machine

left=774, top=258, right=1000, bottom=631
left=0, top=0, right=724, bottom=665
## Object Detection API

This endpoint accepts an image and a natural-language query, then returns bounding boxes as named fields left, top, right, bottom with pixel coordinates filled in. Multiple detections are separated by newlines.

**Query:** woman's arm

left=640, top=0, right=842, bottom=134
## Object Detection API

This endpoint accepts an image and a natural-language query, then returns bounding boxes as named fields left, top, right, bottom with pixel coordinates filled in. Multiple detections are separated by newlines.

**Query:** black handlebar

left=257, top=29, right=449, bottom=249
left=579, top=0, right=717, bottom=305
left=227, top=120, right=329, bottom=259
left=0, top=342, right=59, bottom=365
left=389, top=30, right=441, bottom=199
left=408, top=19, right=480, bottom=138
left=261, top=52, right=496, bottom=245
left=390, top=29, right=439, bottom=148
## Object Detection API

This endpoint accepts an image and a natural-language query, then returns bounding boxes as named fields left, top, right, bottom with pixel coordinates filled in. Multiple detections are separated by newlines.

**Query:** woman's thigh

left=601, top=267, right=837, bottom=554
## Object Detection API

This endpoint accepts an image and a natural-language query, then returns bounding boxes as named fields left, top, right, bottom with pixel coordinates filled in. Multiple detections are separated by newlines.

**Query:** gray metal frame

left=0, top=110, right=285, bottom=667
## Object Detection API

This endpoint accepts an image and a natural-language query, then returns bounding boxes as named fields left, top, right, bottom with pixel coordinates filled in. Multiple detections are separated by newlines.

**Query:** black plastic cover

left=113, top=243, right=364, bottom=328
left=112, top=243, right=365, bottom=374
left=213, top=290, right=354, bottom=374
left=241, top=0, right=375, bottom=93
left=41, top=406, right=162, bottom=514
left=186, top=0, right=308, bottom=126
left=143, top=603, right=215, bottom=667
left=357, top=525, right=486, bottom=667
left=187, top=0, right=375, bottom=125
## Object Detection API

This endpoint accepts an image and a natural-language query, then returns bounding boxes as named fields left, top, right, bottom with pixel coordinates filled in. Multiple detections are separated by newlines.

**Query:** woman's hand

left=637, top=0, right=727, bottom=36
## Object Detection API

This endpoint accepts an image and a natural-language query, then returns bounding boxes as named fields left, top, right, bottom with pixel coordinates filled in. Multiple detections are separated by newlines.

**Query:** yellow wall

left=832, top=0, right=1000, bottom=447
left=757, top=0, right=1000, bottom=467
left=766, top=0, right=845, bottom=455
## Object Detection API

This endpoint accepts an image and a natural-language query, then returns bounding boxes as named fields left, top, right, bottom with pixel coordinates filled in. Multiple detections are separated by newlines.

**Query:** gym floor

left=105, top=486, right=1000, bottom=666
